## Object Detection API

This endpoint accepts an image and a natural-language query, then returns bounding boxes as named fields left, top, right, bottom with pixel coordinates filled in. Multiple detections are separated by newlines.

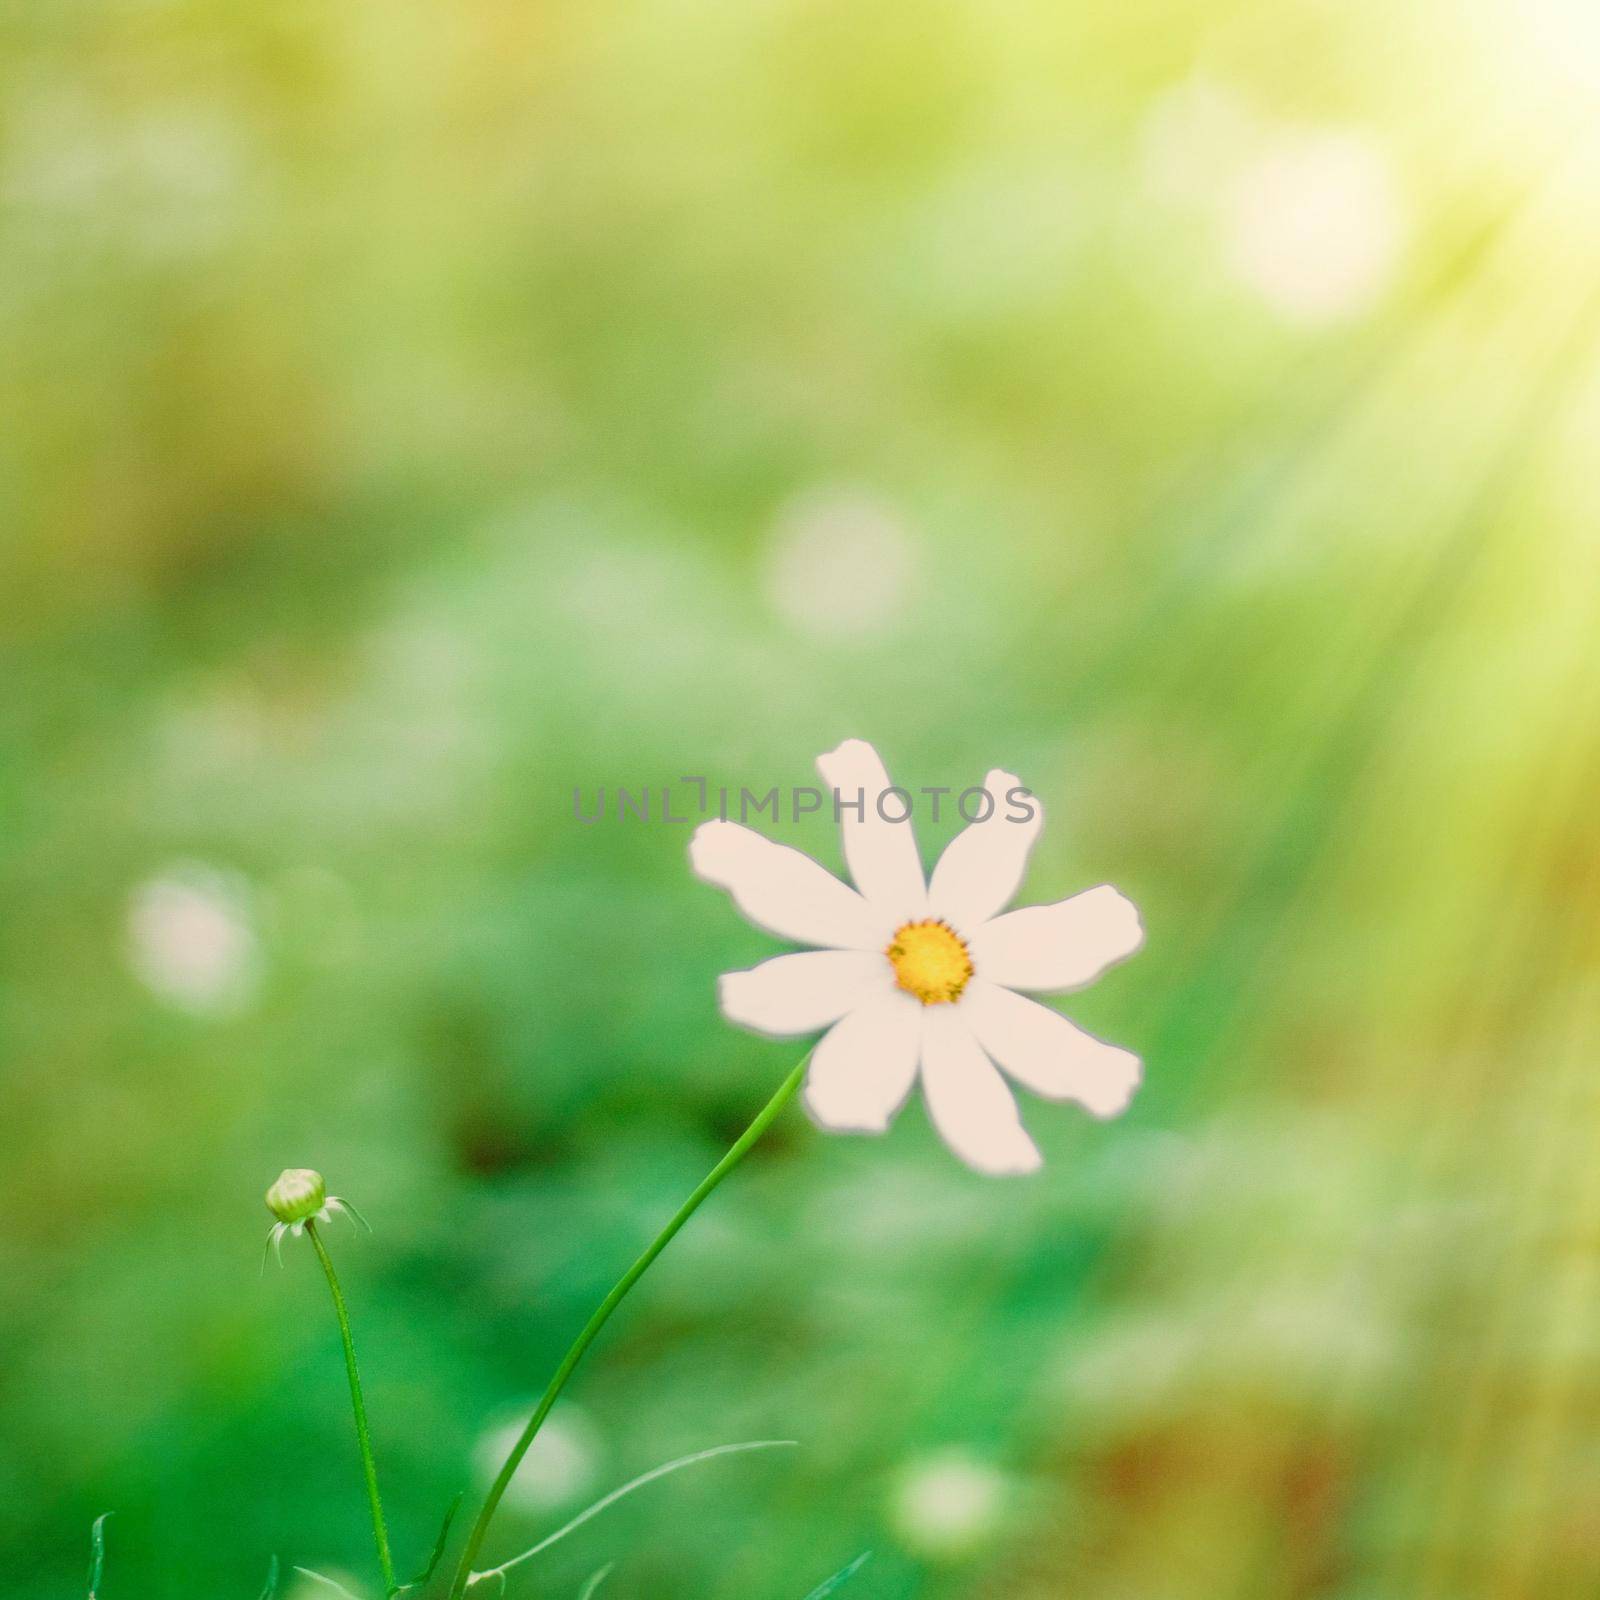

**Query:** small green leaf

left=260, top=1554, right=281, bottom=1600
left=86, top=1513, right=112, bottom=1598
left=801, top=1551, right=871, bottom=1599
left=389, top=1492, right=463, bottom=1596
left=577, top=1564, right=614, bottom=1599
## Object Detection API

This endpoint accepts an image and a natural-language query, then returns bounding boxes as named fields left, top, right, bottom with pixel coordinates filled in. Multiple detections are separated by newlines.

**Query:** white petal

left=918, top=1006, right=1041, bottom=1175
left=719, top=950, right=892, bottom=1038
left=815, top=739, right=927, bottom=925
left=804, top=991, right=923, bottom=1133
left=968, top=884, right=1143, bottom=993
left=960, top=979, right=1140, bottom=1118
left=926, top=768, right=1043, bottom=935
left=689, top=820, right=883, bottom=949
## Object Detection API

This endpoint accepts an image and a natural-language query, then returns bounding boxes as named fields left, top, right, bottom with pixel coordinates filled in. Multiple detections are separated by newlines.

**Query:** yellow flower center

left=886, top=918, right=974, bottom=1005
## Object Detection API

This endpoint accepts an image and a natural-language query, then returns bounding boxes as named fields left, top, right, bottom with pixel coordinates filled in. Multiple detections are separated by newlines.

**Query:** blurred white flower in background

left=905, top=158, right=1085, bottom=318
left=1139, top=79, right=1407, bottom=326
left=889, top=1449, right=1009, bottom=1561
left=1222, top=129, right=1406, bottom=324
left=1140, top=77, right=1260, bottom=206
left=3, top=84, right=245, bottom=258
left=475, top=1403, right=601, bottom=1514
left=126, top=863, right=260, bottom=1016
left=763, top=489, right=915, bottom=640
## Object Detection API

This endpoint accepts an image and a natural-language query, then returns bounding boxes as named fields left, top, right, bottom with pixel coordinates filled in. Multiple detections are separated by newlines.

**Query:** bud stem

left=446, top=1053, right=810, bottom=1600
left=307, top=1219, right=397, bottom=1595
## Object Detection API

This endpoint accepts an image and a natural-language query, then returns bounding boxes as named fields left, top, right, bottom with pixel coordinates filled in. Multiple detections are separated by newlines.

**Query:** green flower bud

left=266, top=1167, right=326, bottom=1225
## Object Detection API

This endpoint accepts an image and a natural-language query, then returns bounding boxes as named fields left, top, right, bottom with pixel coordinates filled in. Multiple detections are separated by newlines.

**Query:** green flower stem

left=307, top=1219, right=397, bottom=1596
left=447, top=1053, right=811, bottom=1600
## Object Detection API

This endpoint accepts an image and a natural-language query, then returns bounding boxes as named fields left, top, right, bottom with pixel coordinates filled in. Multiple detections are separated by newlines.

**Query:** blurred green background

left=6, top=0, right=1600, bottom=1595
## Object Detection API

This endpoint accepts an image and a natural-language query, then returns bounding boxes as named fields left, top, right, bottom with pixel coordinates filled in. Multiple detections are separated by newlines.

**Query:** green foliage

left=800, top=1553, right=871, bottom=1600
left=470, top=1440, right=799, bottom=1590
left=4, top=0, right=1597, bottom=1595
left=86, top=1516, right=110, bottom=1599
left=392, top=1495, right=460, bottom=1597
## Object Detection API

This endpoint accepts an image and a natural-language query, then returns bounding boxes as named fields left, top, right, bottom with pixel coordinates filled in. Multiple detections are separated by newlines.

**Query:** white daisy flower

left=690, top=740, right=1144, bottom=1175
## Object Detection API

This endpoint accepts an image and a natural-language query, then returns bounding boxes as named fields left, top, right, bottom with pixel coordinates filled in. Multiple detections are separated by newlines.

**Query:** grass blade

left=293, top=1567, right=364, bottom=1600
left=393, top=1492, right=463, bottom=1594
left=801, top=1552, right=871, bottom=1599
left=260, top=1554, right=281, bottom=1600
left=86, top=1513, right=112, bottom=1598
left=470, top=1438, right=796, bottom=1585
left=576, top=1564, right=614, bottom=1599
